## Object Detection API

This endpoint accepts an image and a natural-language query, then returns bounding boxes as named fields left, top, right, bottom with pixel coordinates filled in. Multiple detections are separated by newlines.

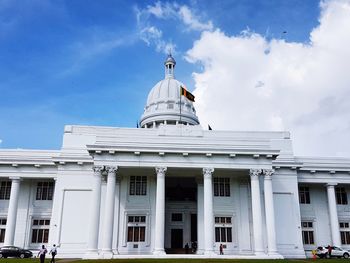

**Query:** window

left=31, top=219, right=50, bottom=243
left=0, top=219, right=6, bottom=243
left=301, top=221, right=314, bottom=245
left=213, top=178, right=230, bottom=197
left=0, top=181, right=11, bottom=200
left=129, top=176, right=147, bottom=196
left=215, top=217, right=232, bottom=243
left=299, top=186, right=310, bottom=204
left=127, top=216, right=146, bottom=242
left=171, top=213, right=183, bottom=222
left=336, top=187, right=348, bottom=205
left=340, top=222, right=350, bottom=244
left=36, top=182, right=54, bottom=200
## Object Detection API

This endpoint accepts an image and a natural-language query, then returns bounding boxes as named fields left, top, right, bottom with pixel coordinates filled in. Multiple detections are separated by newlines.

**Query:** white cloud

left=139, top=25, right=176, bottom=54
left=0, top=139, right=2, bottom=144
left=178, top=5, right=213, bottom=31
left=59, top=31, right=135, bottom=76
left=186, top=0, right=350, bottom=157
left=140, top=26, right=162, bottom=45
left=135, top=1, right=213, bottom=53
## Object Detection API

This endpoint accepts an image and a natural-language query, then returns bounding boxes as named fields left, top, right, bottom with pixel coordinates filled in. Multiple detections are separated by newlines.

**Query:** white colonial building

left=1, top=55, right=350, bottom=259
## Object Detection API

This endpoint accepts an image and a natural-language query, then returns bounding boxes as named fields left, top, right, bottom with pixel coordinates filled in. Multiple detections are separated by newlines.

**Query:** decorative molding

left=9, top=176, right=21, bottom=181
left=326, top=182, right=338, bottom=187
left=249, top=169, right=262, bottom=179
left=262, top=169, right=275, bottom=179
left=203, top=167, right=214, bottom=179
left=155, top=167, right=167, bottom=178
left=105, top=166, right=118, bottom=174
left=93, top=165, right=104, bottom=175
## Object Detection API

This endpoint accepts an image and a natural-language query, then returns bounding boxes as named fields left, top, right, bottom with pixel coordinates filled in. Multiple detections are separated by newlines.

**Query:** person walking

left=327, top=245, right=332, bottom=258
left=37, top=245, right=47, bottom=263
left=49, top=244, right=57, bottom=263
left=219, top=243, right=224, bottom=255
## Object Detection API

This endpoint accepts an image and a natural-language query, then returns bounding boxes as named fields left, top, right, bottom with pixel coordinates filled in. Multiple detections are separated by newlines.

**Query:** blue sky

left=0, top=0, right=339, bottom=153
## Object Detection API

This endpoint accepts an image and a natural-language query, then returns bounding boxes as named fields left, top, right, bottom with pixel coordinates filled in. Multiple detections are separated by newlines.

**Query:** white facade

left=0, top=55, right=350, bottom=259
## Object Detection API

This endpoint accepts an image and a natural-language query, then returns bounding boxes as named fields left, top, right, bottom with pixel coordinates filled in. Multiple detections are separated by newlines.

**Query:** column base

left=153, top=249, right=166, bottom=255
left=204, top=250, right=216, bottom=256
left=83, top=250, right=100, bottom=259
left=254, top=250, right=266, bottom=256
left=196, top=249, right=205, bottom=255
left=100, top=249, right=114, bottom=259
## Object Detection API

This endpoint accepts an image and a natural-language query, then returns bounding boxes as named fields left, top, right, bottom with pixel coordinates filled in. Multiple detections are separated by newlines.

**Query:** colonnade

left=249, top=169, right=278, bottom=255
left=86, top=165, right=119, bottom=258
left=86, top=166, right=279, bottom=255
left=1, top=166, right=343, bottom=256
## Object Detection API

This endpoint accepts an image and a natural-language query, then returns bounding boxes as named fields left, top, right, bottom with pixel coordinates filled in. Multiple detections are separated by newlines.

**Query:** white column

left=113, top=176, right=121, bottom=255
left=263, top=169, right=278, bottom=255
left=203, top=167, right=214, bottom=255
left=250, top=169, right=264, bottom=255
left=153, top=167, right=166, bottom=254
left=327, top=183, right=341, bottom=247
left=101, top=166, right=118, bottom=257
left=4, top=177, right=21, bottom=246
left=86, top=166, right=103, bottom=256
left=196, top=177, right=204, bottom=254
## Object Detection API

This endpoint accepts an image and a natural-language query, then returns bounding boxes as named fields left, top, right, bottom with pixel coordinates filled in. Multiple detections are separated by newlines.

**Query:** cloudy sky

left=1, top=0, right=349, bottom=157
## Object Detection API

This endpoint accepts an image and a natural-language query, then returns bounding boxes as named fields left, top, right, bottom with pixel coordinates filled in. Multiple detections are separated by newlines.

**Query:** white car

left=316, top=246, right=350, bottom=258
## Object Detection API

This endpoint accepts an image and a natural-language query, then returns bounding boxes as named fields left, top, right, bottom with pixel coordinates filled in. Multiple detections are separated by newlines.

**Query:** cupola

left=139, top=55, right=200, bottom=128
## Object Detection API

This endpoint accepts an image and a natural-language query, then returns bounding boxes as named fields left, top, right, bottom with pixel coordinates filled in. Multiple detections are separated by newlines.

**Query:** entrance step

left=165, top=248, right=196, bottom=254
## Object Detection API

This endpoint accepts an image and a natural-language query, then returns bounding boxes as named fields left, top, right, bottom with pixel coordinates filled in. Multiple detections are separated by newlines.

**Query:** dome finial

left=164, top=53, right=176, bottom=79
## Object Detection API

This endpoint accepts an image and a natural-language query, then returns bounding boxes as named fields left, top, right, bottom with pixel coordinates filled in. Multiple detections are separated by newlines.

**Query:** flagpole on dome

left=179, top=89, right=182, bottom=124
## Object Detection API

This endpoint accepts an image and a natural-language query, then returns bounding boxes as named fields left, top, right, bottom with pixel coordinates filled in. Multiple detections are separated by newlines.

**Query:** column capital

left=249, top=169, right=262, bottom=179
left=327, top=182, right=338, bottom=187
left=155, top=167, right=167, bottom=177
left=9, top=176, right=21, bottom=181
left=203, top=168, right=214, bottom=179
left=105, top=166, right=118, bottom=174
left=93, top=165, right=104, bottom=175
left=262, top=169, right=275, bottom=179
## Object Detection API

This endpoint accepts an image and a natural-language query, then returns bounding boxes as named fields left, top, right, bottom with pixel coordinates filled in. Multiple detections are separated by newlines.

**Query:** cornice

left=86, top=144, right=280, bottom=159
left=295, top=156, right=350, bottom=173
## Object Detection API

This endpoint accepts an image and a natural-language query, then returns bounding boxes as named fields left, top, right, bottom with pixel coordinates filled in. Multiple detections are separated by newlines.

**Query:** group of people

left=184, top=241, right=198, bottom=254
left=183, top=242, right=224, bottom=255
left=37, top=244, right=57, bottom=263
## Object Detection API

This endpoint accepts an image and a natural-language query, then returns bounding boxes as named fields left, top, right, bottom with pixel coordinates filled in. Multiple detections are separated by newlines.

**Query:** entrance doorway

left=171, top=229, right=183, bottom=248
left=165, top=176, right=197, bottom=253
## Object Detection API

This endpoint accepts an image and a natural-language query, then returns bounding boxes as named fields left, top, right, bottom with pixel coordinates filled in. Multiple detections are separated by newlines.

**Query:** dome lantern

left=164, top=54, right=176, bottom=79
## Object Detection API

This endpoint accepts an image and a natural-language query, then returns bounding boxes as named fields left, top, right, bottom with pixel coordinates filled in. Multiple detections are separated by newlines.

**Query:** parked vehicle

left=316, top=246, right=350, bottom=258
left=0, top=246, right=33, bottom=258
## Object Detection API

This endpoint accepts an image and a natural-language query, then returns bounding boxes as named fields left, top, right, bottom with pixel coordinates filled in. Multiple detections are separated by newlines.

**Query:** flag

left=180, top=86, right=195, bottom=102
left=208, top=125, right=212, bottom=130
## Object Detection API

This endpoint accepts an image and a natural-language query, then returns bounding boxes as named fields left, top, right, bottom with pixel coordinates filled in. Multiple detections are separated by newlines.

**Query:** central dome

left=140, top=55, right=200, bottom=128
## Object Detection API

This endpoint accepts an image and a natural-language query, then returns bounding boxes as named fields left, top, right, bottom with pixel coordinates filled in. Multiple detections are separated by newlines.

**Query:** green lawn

left=0, top=259, right=349, bottom=263
left=70, top=260, right=350, bottom=263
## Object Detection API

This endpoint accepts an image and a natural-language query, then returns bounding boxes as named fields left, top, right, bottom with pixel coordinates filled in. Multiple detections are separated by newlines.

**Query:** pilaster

left=85, top=166, right=103, bottom=258
left=262, top=169, right=280, bottom=256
